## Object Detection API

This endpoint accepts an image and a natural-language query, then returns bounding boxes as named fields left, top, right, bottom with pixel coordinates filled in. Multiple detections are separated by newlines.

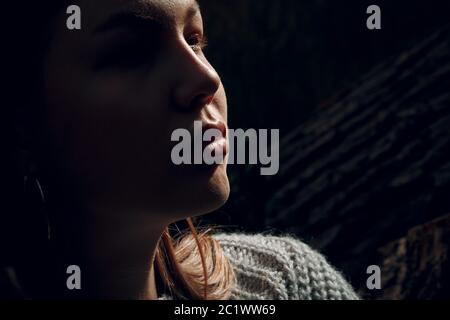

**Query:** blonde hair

left=155, top=218, right=236, bottom=300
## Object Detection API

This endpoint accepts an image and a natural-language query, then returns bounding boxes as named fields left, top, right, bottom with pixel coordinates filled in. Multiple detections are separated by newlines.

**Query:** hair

left=2, top=1, right=235, bottom=300
left=156, top=219, right=236, bottom=300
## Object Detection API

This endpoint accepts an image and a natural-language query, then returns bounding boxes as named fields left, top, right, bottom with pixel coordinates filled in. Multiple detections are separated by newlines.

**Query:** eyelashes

left=187, top=33, right=208, bottom=52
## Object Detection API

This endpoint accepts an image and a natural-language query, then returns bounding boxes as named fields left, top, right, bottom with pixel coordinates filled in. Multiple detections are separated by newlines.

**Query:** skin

left=37, top=0, right=229, bottom=299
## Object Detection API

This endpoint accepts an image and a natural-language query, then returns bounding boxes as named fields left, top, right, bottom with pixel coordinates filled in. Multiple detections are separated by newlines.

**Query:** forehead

left=78, top=0, right=201, bottom=29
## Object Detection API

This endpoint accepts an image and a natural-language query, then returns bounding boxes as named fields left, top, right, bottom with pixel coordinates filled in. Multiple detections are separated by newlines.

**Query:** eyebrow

left=94, top=1, right=201, bottom=35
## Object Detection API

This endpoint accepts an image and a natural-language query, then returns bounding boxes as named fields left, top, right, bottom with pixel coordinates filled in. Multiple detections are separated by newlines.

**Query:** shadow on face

left=42, top=0, right=230, bottom=222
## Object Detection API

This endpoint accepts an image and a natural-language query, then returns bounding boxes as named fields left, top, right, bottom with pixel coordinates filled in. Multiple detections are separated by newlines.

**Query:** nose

left=172, top=45, right=221, bottom=112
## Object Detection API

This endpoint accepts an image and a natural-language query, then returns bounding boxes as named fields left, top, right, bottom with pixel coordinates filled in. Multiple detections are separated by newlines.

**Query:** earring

left=23, top=174, right=51, bottom=241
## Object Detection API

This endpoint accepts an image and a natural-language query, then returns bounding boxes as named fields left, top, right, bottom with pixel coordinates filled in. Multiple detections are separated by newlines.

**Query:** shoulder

left=212, top=232, right=360, bottom=300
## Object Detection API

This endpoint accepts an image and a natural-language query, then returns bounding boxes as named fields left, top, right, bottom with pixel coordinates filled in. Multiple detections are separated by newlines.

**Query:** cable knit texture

left=158, top=232, right=360, bottom=300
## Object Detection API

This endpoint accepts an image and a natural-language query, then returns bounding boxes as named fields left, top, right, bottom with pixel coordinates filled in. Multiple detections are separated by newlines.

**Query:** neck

left=45, top=192, right=168, bottom=300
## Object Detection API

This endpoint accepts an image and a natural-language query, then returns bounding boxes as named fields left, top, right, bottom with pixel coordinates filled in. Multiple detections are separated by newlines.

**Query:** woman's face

left=43, top=0, right=229, bottom=221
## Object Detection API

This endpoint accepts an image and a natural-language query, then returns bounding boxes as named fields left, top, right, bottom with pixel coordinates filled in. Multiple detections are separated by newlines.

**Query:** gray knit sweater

left=158, top=232, right=360, bottom=300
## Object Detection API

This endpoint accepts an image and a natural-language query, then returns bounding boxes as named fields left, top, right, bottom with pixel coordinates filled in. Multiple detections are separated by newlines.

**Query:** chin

left=169, top=163, right=230, bottom=219
left=194, top=164, right=230, bottom=215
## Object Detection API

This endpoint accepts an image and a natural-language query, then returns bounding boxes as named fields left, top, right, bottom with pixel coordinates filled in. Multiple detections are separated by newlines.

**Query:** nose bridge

left=171, top=41, right=221, bottom=111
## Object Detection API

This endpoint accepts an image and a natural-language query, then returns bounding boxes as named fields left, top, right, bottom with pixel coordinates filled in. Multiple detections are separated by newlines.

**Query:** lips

left=201, top=121, right=229, bottom=159
left=202, top=121, right=227, bottom=140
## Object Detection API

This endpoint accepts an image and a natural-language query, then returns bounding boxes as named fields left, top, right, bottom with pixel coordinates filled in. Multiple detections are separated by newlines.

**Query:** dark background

left=201, top=0, right=449, bottom=130
left=198, top=0, right=450, bottom=299
left=1, top=0, right=449, bottom=300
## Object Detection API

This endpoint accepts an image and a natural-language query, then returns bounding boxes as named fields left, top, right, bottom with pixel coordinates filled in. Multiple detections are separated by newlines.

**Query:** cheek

left=45, top=73, right=174, bottom=186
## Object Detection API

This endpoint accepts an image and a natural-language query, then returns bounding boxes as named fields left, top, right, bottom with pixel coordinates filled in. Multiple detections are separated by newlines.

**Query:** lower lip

left=203, top=137, right=229, bottom=160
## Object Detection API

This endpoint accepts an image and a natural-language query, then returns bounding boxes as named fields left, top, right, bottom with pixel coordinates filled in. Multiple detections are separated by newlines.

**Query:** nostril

left=172, top=58, right=220, bottom=111
left=203, top=95, right=214, bottom=106
left=190, top=94, right=213, bottom=110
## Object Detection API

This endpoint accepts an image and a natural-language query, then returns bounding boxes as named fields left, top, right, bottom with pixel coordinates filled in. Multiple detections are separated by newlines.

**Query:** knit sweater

left=158, top=232, right=360, bottom=300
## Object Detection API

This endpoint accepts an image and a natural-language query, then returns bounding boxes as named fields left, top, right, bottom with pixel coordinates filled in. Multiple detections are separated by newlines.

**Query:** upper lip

left=202, top=121, right=227, bottom=139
